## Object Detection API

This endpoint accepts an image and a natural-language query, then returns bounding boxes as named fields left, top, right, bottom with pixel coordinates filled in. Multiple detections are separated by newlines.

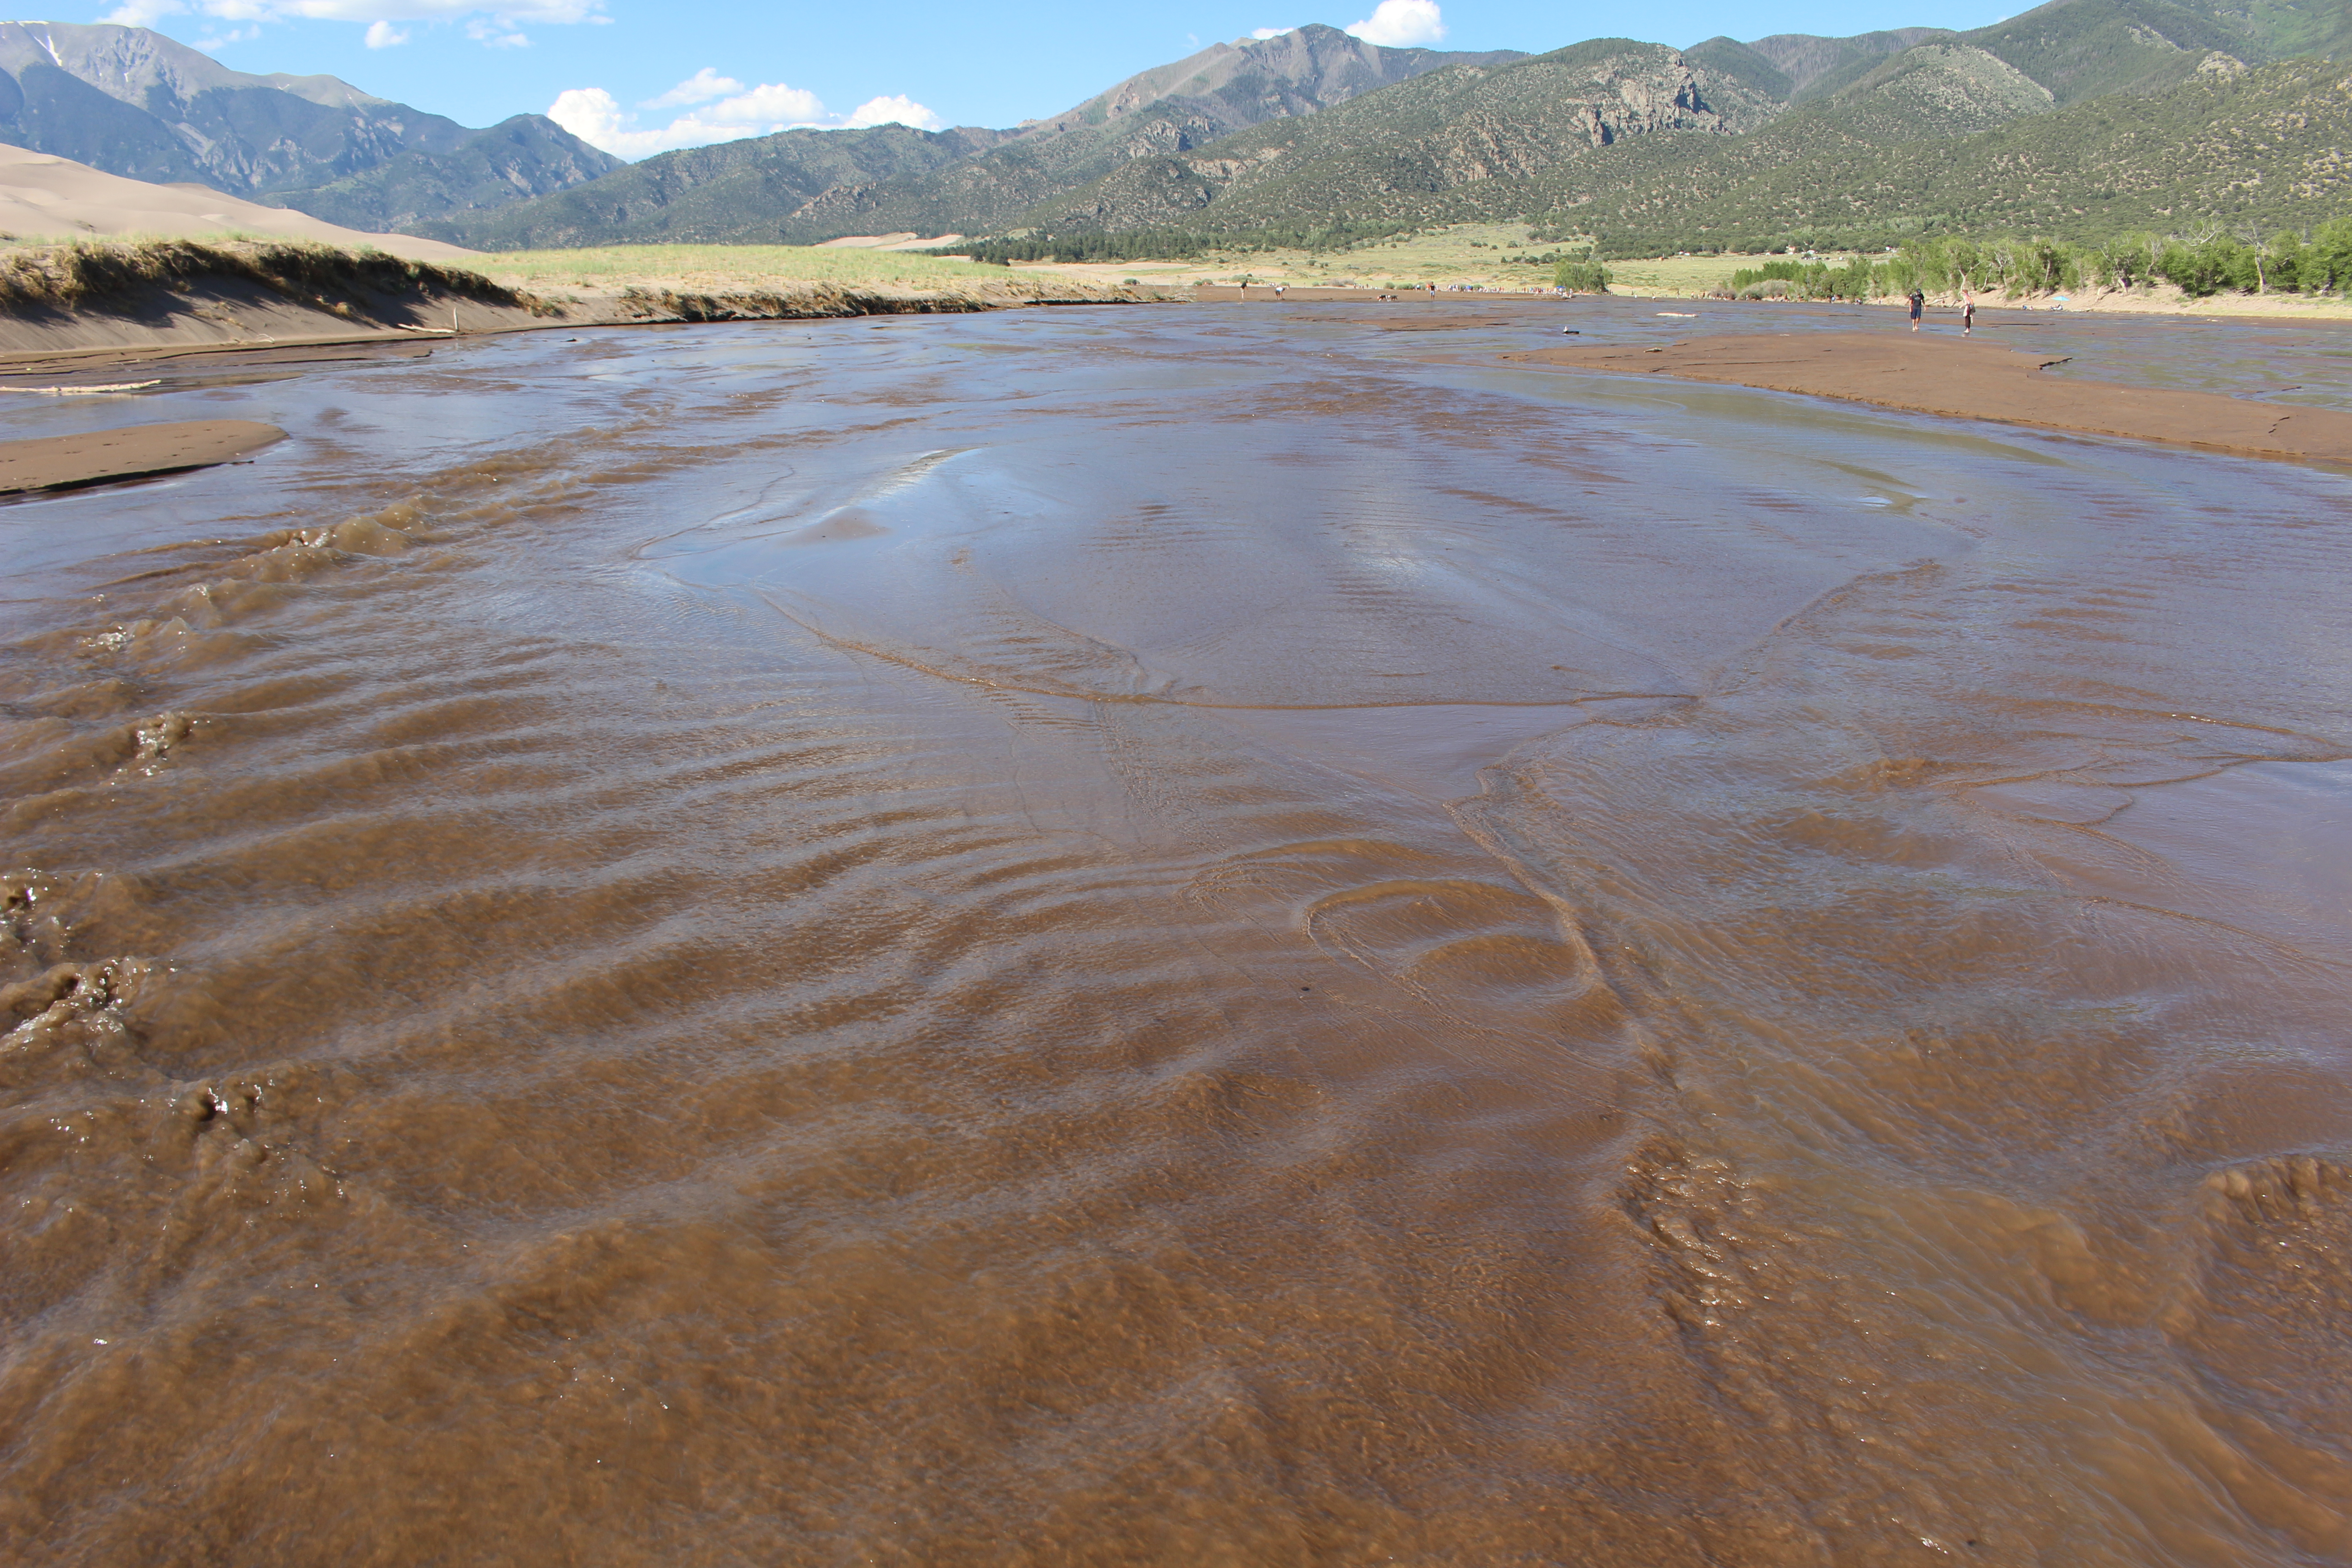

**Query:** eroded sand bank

left=1499, top=330, right=2352, bottom=462
left=0, top=243, right=1160, bottom=369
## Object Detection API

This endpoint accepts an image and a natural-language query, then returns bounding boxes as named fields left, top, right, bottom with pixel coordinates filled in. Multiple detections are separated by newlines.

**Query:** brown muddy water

left=2, top=299, right=2349, bottom=1567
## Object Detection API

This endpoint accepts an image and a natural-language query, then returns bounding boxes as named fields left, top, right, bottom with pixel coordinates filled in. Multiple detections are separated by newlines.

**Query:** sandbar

left=0, top=419, right=284, bottom=493
left=1499, top=331, right=2352, bottom=463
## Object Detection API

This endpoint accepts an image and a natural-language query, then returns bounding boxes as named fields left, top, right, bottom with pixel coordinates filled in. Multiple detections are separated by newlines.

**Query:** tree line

left=1720, top=223, right=2352, bottom=301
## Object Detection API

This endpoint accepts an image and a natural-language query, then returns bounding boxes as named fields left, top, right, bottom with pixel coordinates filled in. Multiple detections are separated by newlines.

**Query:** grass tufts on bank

left=0, top=237, right=534, bottom=317
left=613, top=284, right=998, bottom=321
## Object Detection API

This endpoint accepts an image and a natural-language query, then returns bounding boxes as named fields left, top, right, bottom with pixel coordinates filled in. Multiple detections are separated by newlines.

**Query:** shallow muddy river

left=3, top=299, right=2349, bottom=1566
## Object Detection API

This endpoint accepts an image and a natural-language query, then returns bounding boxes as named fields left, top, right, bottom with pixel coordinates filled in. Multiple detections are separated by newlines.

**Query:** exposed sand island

left=0, top=417, right=282, bottom=492
left=1502, top=331, right=2352, bottom=463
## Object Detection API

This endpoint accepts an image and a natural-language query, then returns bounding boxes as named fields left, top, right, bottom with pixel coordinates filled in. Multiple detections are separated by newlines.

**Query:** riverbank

left=1498, top=330, right=2352, bottom=463
left=0, top=239, right=1166, bottom=370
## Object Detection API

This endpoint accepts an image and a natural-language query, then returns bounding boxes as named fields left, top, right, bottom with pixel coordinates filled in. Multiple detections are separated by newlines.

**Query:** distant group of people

left=1909, top=288, right=1977, bottom=335
left=1236, top=279, right=1445, bottom=299
left=1224, top=274, right=1985, bottom=328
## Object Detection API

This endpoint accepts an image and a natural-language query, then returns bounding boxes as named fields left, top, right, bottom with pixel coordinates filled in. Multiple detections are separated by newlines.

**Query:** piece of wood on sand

left=0, top=419, right=285, bottom=494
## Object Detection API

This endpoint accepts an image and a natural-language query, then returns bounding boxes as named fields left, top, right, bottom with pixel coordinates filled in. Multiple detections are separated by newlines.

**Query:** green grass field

left=472, top=244, right=1019, bottom=295
left=448, top=234, right=2352, bottom=319
left=991, top=225, right=1775, bottom=294
left=460, top=232, right=1842, bottom=300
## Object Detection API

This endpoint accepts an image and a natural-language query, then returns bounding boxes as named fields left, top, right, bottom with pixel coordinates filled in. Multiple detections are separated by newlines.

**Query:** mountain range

left=996, top=0, right=2352, bottom=253
left=0, top=21, right=617, bottom=235
left=420, top=27, right=1525, bottom=250
left=414, top=0, right=2352, bottom=252
left=0, top=5, right=2347, bottom=256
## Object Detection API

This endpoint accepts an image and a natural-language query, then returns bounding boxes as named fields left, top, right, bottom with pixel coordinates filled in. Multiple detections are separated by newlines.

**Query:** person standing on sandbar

left=1962, top=292, right=1975, bottom=336
left=1909, top=289, right=1925, bottom=332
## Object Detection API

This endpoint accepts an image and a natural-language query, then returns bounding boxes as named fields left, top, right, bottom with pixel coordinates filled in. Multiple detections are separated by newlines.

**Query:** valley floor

left=954, top=225, right=2352, bottom=320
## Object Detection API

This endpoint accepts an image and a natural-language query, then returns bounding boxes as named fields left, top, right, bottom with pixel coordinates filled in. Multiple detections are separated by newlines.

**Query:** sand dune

left=813, top=232, right=966, bottom=250
left=0, top=142, right=479, bottom=261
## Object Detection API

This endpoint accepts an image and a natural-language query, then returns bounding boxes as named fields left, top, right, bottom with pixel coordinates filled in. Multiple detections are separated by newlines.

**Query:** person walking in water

left=1909, top=288, right=1925, bottom=331
left=1962, top=291, right=1975, bottom=336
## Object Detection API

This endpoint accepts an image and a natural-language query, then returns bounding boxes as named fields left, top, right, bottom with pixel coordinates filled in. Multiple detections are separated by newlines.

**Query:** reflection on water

left=1, top=299, right=2348, bottom=1566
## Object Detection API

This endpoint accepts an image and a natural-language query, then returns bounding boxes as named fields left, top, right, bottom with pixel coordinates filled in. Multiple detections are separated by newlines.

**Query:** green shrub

left=1865, top=227, right=2352, bottom=299
left=1723, top=256, right=1875, bottom=300
left=1553, top=259, right=1612, bottom=292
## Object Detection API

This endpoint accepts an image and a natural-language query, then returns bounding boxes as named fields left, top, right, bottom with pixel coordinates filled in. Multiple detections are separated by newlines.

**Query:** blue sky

left=88, top=0, right=2021, bottom=156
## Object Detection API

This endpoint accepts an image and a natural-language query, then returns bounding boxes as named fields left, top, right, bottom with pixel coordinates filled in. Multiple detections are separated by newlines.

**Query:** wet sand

left=0, top=418, right=282, bottom=492
left=0, top=299, right=2347, bottom=1565
left=1501, top=329, right=2352, bottom=462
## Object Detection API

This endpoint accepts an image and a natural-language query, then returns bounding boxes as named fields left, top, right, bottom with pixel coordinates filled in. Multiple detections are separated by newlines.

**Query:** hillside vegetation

left=429, top=26, right=1519, bottom=250
left=1545, top=56, right=2352, bottom=254
left=421, top=0, right=2352, bottom=263
left=1019, top=0, right=2352, bottom=252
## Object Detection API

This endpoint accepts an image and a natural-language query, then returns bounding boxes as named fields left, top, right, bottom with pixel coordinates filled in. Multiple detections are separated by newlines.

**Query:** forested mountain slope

left=1011, top=0, right=2352, bottom=250
left=1554, top=55, right=2352, bottom=251
left=1023, top=39, right=1776, bottom=235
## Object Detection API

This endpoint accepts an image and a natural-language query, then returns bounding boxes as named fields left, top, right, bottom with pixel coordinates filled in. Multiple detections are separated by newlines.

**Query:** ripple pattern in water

left=1, top=302, right=2348, bottom=1566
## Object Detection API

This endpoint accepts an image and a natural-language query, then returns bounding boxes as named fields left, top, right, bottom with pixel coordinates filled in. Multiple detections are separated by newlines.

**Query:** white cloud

left=102, top=0, right=181, bottom=24
left=550, top=82, right=944, bottom=160
left=466, top=16, right=528, bottom=46
left=1346, top=0, right=1445, bottom=47
left=843, top=94, right=943, bottom=130
left=363, top=18, right=406, bottom=44
left=643, top=68, right=742, bottom=109
left=310, top=0, right=596, bottom=17
left=702, top=81, right=828, bottom=124
left=104, top=0, right=604, bottom=37
left=1250, top=26, right=1295, bottom=39
left=547, top=88, right=632, bottom=148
